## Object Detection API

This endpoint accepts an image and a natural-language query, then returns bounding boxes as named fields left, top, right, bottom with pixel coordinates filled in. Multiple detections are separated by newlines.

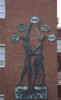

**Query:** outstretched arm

left=26, top=23, right=32, bottom=36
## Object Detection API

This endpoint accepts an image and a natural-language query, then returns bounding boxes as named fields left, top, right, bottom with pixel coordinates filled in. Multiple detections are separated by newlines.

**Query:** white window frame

left=0, top=44, right=5, bottom=68
left=0, top=0, right=5, bottom=19
left=57, top=39, right=61, bottom=53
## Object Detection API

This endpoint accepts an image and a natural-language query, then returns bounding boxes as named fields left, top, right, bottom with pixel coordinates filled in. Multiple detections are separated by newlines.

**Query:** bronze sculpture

left=18, top=22, right=46, bottom=87
left=15, top=17, right=47, bottom=99
left=32, top=35, right=46, bottom=86
left=17, top=24, right=33, bottom=91
left=32, top=24, right=46, bottom=86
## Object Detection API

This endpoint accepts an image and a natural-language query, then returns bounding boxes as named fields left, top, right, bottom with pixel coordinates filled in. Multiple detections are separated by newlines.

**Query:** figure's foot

left=27, top=84, right=35, bottom=92
left=38, top=83, right=45, bottom=86
left=16, top=83, right=24, bottom=86
left=31, top=84, right=35, bottom=91
left=27, top=84, right=32, bottom=92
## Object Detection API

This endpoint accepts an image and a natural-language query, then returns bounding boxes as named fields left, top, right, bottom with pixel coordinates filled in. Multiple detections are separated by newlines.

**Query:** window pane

left=0, top=47, right=5, bottom=54
left=0, top=12, right=5, bottom=18
left=0, top=47, right=5, bottom=68
left=0, top=0, right=5, bottom=19
left=0, top=60, right=4, bottom=66
left=0, top=55, right=5, bottom=59
left=0, top=96, right=4, bottom=100
left=57, top=45, right=61, bottom=49
left=57, top=49, right=61, bottom=52
left=57, top=40, right=61, bottom=53
left=58, top=72, right=61, bottom=85
left=0, top=6, right=5, bottom=12
left=57, top=40, right=61, bottom=44
left=58, top=72, right=61, bottom=79
left=0, top=0, right=5, bottom=5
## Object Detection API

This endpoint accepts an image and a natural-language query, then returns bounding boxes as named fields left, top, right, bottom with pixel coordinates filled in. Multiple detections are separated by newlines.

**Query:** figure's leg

left=40, top=64, right=45, bottom=85
left=18, top=66, right=27, bottom=85
left=32, top=66, right=38, bottom=85
left=26, top=65, right=32, bottom=91
left=27, top=65, right=32, bottom=85
left=32, top=71, right=37, bottom=85
left=32, top=56, right=39, bottom=85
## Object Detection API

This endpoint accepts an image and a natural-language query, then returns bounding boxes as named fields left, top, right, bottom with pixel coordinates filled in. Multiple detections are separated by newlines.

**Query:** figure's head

left=20, top=34, right=30, bottom=42
left=38, top=34, right=46, bottom=41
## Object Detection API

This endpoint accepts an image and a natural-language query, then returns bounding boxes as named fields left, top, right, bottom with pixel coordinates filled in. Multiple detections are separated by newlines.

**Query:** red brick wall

left=0, top=69, right=5, bottom=93
left=0, top=0, right=58, bottom=100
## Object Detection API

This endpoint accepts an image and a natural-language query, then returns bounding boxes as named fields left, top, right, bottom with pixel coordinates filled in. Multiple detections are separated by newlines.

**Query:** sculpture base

left=15, top=85, right=47, bottom=99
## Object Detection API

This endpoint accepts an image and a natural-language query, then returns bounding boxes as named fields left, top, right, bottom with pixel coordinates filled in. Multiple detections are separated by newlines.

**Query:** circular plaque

left=42, top=24, right=50, bottom=32
left=47, top=34, right=56, bottom=42
left=29, top=16, right=40, bottom=24
left=11, top=34, right=20, bottom=42
left=17, top=24, right=26, bottom=32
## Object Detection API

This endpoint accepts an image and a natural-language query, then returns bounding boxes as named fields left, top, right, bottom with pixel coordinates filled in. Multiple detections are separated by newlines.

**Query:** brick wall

left=0, top=0, right=58, bottom=100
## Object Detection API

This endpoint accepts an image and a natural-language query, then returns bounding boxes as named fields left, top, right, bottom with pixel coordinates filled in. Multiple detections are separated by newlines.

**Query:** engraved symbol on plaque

left=11, top=34, right=20, bottom=42
left=29, top=16, right=40, bottom=24
left=17, top=24, right=26, bottom=32
left=42, top=24, right=50, bottom=32
left=47, top=34, right=56, bottom=42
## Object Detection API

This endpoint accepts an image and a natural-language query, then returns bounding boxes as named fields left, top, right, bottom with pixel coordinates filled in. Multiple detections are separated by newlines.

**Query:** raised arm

left=26, top=23, right=32, bottom=36
left=36, top=23, right=41, bottom=36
